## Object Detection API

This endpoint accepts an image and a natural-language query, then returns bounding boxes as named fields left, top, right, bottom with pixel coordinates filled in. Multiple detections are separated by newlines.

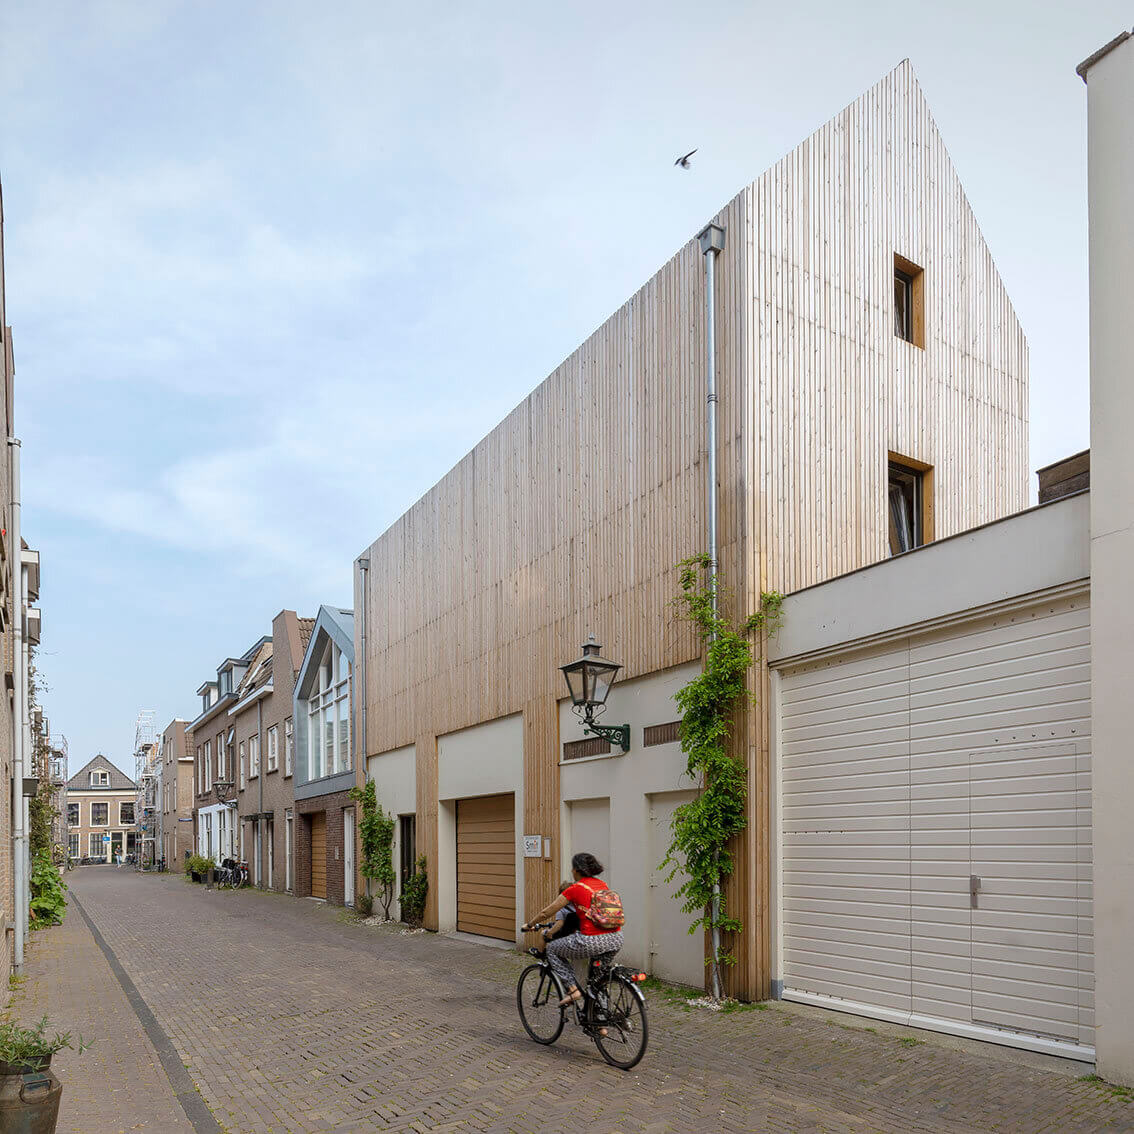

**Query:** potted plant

left=185, top=854, right=212, bottom=883
left=0, top=1015, right=84, bottom=1130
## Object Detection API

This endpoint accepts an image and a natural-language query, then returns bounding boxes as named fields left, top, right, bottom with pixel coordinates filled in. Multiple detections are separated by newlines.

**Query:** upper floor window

left=888, top=454, right=933, bottom=555
left=893, top=253, right=925, bottom=348
left=119, top=801, right=135, bottom=826
left=204, top=740, right=212, bottom=792
left=67, top=802, right=79, bottom=826
left=267, top=725, right=279, bottom=773
left=239, top=740, right=246, bottom=790
left=307, top=640, right=351, bottom=780
left=249, top=733, right=260, bottom=778
left=284, top=718, right=294, bottom=778
left=91, top=802, right=109, bottom=826
left=90, top=770, right=109, bottom=788
left=219, top=668, right=233, bottom=696
left=196, top=746, right=203, bottom=794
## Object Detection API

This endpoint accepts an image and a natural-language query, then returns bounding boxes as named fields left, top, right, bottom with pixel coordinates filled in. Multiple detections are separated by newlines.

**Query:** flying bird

left=674, top=149, right=697, bottom=170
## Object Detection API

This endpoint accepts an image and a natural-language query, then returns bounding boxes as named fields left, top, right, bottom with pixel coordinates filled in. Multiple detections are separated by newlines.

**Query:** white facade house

left=1080, top=27, right=1134, bottom=1088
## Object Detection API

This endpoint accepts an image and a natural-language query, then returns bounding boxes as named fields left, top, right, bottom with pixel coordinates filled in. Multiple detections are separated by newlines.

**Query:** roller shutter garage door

left=309, top=812, right=327, bottom=900
left=778, top=591, right=1093, bottom=1058
left=457, top=794, right=516, bottom=940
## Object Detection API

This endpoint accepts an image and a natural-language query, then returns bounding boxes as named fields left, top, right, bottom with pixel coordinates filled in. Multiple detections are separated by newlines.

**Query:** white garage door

left=778, top=591, right=1093, bottom=1058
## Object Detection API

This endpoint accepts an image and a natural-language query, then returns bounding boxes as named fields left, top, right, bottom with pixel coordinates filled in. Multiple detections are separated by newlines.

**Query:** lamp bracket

left=582, top=718, right=630, bottom=753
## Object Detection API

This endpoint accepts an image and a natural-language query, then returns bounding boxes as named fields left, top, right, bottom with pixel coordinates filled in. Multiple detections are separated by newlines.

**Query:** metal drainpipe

left=697, top=223, right=725, bottom=1001
left=8, top=437, right=25, bottom=974
left=257, top=698, right=264, bottom=887
left=356, top=557, right=369, bottom=903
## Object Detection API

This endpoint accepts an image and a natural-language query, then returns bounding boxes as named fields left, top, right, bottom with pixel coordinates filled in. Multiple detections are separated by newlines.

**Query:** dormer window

left=219, top=669, right=233, bottom=696
left=90, top=770, right=109, bottom=787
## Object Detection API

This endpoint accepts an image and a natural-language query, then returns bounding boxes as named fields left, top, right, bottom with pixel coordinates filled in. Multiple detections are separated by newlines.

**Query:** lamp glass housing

left=560, top=636, right=622, bottom=712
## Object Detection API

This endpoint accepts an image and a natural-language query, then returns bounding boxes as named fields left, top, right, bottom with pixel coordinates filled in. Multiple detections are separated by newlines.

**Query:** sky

left=0, top=0, right=1125, bottom=776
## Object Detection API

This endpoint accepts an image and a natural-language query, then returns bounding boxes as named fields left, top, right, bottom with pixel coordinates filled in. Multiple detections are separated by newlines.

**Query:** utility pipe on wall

left=8, top=437, right=25, bottom=974
left=697, top=222, right=726, bottom=1002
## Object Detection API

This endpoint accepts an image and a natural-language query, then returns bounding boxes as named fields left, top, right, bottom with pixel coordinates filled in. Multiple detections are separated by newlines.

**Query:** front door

left=344, top=809, right=355, bottom=907
left=267, top=820, right=274, bottom=889
left=310, top=812, right=327, bottom=899
left=456, top=794, right=515, bottom=940
left=110, top=832, right=124, bottom=863
left=285, top=810, right=293, bottom=891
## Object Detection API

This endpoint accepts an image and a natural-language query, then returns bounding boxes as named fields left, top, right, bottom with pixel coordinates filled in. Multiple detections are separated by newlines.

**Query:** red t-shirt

left=563, top=877, right=610, bottom=936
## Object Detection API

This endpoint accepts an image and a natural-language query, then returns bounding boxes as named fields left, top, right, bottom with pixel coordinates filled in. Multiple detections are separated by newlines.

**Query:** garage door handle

left=970, top=875, right=981, bottom=909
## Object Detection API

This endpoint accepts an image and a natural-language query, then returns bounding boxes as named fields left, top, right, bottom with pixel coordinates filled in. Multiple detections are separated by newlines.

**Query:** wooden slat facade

left=354, top=61, right=1028, bottom=999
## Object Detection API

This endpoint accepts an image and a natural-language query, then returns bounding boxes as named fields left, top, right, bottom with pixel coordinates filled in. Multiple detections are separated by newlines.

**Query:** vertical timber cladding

left=456, top=794, right=516, bottom=940
left=309, top=812, right=327, bottom=900
left=357, top=65, right=1028, bottom=1001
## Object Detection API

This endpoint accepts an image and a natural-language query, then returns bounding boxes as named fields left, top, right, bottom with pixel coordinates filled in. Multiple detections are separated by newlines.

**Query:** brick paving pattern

left=35, top=868, right=1134, bottom=1132
left=13, top=873, right=195, bottom=1132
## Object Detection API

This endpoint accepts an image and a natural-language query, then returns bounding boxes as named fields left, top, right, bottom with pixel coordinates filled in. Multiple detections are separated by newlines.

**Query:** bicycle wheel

left=516, top=964, right=565, bottom=1045
left=589, top=975, right=648, bottom=1070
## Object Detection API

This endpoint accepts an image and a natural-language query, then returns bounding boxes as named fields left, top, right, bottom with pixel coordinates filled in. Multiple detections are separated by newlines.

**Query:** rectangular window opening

left=893, top=253, right=925, bottom=348
left=888, top=453, right=934, bottom=555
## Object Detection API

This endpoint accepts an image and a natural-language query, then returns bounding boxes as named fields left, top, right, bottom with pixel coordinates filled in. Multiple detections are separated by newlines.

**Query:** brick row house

left=0, top=176, right=49, bottom=990
left=65, top=755, right=137, bottom=864
left=232, top=610, right=312, bottom=891
left=292, top=606, right=356, bottom=905
left=190, top=610, right=314, bottom=893
left=159, top=718, right=194, bottom=871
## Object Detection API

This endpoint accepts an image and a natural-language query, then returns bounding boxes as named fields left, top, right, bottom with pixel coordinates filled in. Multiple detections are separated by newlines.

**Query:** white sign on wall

left=522, top=835, right=542, bottom=858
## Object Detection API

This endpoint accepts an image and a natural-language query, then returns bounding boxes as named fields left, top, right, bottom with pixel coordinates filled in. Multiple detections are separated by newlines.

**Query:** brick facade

left=234, top=610, right=311, bottom=892
left=159, top=720, right=194, bottom=871
left=294, top=789, right=356, bottom=905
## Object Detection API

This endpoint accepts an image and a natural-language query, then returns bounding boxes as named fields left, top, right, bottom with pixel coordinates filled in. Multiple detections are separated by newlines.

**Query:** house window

left=284, top=718, right=294, bottom=777
left=217, top=731, right=226, bottom=781
left=888, top=454, right=934, bottom=555
left=67, top=802, right=79, bottom=826
left=119, top=801, right=135, bottom=826
left=267, top=725, right=279, bottom=773
left=91, top=802, right=109, bottom=826
left=88, top=834, right=103, bottom=857
left=90, top=770, right=109, bottom=787
left=204, top=740, right=212, bottom=791
left=306, top=640, right=351, bottom=780
left=249, top=734, right=260, bottom=778
left=893, top=253, right=925, bottom=348
left=399, top=814, right=417, bottom=894
left=239, top=740, right=246, bottom=790
left=68, top=833, right=79, bottom=859
left=197, top=746, right=203, bottom=794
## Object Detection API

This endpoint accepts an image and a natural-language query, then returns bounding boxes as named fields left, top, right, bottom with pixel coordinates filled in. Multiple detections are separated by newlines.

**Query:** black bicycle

left=216, top=858, right=249, bottom=889
left=516, top=924, right=649, bottom=1070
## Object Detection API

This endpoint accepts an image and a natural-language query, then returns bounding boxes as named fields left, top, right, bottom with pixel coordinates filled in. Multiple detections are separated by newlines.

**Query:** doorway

left=344, top=809, right=355, bottom=908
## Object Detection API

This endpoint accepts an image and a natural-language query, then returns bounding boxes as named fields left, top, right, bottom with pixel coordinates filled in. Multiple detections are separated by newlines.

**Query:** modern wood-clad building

left=354, top=61, right=1028, bottom=1001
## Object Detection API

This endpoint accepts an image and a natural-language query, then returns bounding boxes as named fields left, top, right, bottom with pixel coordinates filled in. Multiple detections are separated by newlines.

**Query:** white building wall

left=1083, top=29, right=1134, bottom=1088
left=367, top=744, right=416, bottom=919
left=437, top=714, right=523, bottom=936
left=559, top=661, right=705, bottom=987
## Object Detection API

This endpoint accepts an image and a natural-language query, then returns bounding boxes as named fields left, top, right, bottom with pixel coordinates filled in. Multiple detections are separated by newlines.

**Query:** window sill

left=558, top=751, right=625, bottom=768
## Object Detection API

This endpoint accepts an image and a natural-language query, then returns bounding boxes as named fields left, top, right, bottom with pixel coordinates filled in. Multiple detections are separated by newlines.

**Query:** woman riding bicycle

left=521, top=852, right=623, bottom=1008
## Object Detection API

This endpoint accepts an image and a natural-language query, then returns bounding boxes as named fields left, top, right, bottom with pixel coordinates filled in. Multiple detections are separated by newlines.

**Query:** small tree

left=349, top=780, right=396, bottom=918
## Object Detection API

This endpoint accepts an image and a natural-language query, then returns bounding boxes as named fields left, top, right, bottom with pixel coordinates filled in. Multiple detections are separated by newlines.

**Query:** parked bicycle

left=216, top=858, right=249, bottom=889
left=516, top=923, right=649, bottom=1069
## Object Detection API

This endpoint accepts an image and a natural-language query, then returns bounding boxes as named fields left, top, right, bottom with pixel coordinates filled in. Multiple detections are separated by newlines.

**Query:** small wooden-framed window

left=893, top=253, right=925, bottom=348
left=887, top=452, right=934, bottom=555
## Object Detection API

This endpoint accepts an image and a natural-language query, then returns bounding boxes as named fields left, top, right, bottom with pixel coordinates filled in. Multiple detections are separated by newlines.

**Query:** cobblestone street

left=16, top=868, right=1134, bottom=1133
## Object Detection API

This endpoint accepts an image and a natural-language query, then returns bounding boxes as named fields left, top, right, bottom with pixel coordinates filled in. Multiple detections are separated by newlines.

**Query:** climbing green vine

left=660, top=553, right=783, bottom=996
left=350, top=780, right=396, bottom=919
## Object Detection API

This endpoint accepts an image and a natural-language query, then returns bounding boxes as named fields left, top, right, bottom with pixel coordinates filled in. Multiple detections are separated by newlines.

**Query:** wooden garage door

left=310, top=812, right=327, bottom=900
left=457, top=794, right=515, bottom=940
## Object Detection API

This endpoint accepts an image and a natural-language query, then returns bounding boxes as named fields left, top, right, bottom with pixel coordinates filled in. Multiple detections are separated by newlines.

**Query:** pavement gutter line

left=71, top=891, right=223, bottom=1134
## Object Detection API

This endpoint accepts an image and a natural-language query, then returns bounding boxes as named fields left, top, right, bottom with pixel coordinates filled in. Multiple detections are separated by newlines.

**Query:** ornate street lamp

left=213, top=781, right=236, bottom=807
left=560, top=635, right=630, bottom=752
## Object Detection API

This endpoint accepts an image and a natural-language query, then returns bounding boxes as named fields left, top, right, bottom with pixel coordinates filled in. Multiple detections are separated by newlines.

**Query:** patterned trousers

left=545, top=930, right=624, bottom=993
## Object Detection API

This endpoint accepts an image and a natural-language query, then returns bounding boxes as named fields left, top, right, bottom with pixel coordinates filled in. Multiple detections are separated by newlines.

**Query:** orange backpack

left=581, top=880, right=625, bottom=931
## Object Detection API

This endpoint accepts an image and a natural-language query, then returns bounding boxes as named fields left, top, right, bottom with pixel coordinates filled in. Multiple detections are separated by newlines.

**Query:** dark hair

left=572, top=852, right=604, bottom=878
